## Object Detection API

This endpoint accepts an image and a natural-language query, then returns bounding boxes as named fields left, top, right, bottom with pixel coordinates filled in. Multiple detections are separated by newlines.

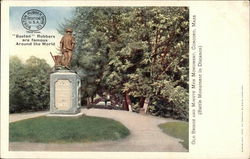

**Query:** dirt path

left=9, top=109, right=187, bottom=152
left=9, top=111, right=49, bottom=123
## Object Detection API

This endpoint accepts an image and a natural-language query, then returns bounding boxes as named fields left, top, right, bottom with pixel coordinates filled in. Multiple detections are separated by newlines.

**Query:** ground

left=9, top=108, right=188, bottom=152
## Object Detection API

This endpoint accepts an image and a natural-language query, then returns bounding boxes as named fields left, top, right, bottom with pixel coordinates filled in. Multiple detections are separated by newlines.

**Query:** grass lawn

left=10, top=116, right=130, bottom=143
left=159, top=122, right=188, bottom=149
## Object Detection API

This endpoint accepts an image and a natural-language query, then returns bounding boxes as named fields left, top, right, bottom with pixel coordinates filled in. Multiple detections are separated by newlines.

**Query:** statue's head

left=65, top=28, right=73, bottom=34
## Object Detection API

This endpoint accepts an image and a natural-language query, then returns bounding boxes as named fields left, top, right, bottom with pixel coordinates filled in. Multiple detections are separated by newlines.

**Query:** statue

left=60, top=28, right=75, bottom=69
left=49, top=28, right=81, bottom=115
left=50, top=28, right=75, bottom=70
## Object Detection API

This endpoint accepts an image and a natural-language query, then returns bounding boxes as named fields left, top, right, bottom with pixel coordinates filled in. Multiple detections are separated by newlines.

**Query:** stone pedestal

left=50, top=70, right=81, bottom=114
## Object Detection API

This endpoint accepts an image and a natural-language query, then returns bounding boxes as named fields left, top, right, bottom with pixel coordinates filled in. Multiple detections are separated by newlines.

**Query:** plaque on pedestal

left=50, top=70, right=81, bottom=114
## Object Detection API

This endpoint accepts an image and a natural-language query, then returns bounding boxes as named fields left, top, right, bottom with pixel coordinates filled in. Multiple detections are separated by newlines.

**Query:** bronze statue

left=50, top=28, right=75, bottom=70
left=60, top=28, right=75, bottom=69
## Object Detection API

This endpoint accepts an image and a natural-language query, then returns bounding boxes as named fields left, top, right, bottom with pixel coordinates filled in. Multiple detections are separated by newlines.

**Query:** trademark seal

left=21, top=9, right=46, bottom=31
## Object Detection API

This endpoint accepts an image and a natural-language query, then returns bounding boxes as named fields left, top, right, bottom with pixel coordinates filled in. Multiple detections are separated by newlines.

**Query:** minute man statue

left=60, top=28, right=75, bottom=69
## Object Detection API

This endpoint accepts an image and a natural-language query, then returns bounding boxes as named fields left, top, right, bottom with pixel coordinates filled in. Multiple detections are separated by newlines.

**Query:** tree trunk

left=143, top=98, right=150, bottom=114
left=86, top=97, right=91, bottom=105
left=123, top=95, right=129, bottom=111
left=139, top=97, right=145, bottom=108
left=124, top=91, right=132, bottom=111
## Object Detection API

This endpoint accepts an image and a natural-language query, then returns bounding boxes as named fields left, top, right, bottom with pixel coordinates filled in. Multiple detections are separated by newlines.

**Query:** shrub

left=9, top=56, right=51, bottom=113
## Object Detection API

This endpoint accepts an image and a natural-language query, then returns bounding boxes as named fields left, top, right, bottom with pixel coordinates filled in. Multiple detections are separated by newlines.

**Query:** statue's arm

left=72, top=37, right=76, bottom=50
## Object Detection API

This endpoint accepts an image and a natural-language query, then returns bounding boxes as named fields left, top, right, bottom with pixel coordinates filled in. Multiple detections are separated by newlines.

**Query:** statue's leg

left=63, top=52, right=69, bottom=67
left=68, top=51, right=73, bottom=67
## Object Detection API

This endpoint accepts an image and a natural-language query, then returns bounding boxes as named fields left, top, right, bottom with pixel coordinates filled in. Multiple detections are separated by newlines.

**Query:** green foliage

left=61, top=7, right=189, bottom=120
left=148, top=79, right=189, bottom=120
left=9, top=56, right=50, bottom=113
left=159, top=122, right=188, bottom=149
left=9, top=56, right=25, bottom=112
left=10, top=116, right=130, bottom=143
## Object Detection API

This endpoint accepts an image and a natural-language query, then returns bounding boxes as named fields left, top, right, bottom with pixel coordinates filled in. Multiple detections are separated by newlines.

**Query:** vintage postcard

left=1, top=1, right=249, bottom=159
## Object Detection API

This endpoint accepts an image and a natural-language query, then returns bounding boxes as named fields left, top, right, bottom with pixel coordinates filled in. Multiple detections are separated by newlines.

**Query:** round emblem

left=21, top=9, right=46, bottom=31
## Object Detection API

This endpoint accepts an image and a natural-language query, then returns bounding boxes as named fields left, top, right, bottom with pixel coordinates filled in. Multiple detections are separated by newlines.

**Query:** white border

left=1, top=1, right=250, bottom=159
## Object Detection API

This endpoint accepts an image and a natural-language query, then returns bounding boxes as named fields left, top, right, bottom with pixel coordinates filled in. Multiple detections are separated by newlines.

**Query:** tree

left=60, top=7, right=189, bottom=120
left=9, top=56, right=51, bottom=113
left=121, top=7, right=189, bottom=119
left=58, top=8, right=111, bottom=104
left=9, top=56, right=25, bottom=113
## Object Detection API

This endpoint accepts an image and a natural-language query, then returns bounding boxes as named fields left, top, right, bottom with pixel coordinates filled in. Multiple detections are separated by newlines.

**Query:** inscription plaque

left=50, top=70, right=81, bottom=114
left=55, top=80, right=72, bottom=110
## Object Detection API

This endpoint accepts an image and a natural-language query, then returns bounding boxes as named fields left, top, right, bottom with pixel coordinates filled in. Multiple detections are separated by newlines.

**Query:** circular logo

left=21, top=9, right=46, bottom=31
